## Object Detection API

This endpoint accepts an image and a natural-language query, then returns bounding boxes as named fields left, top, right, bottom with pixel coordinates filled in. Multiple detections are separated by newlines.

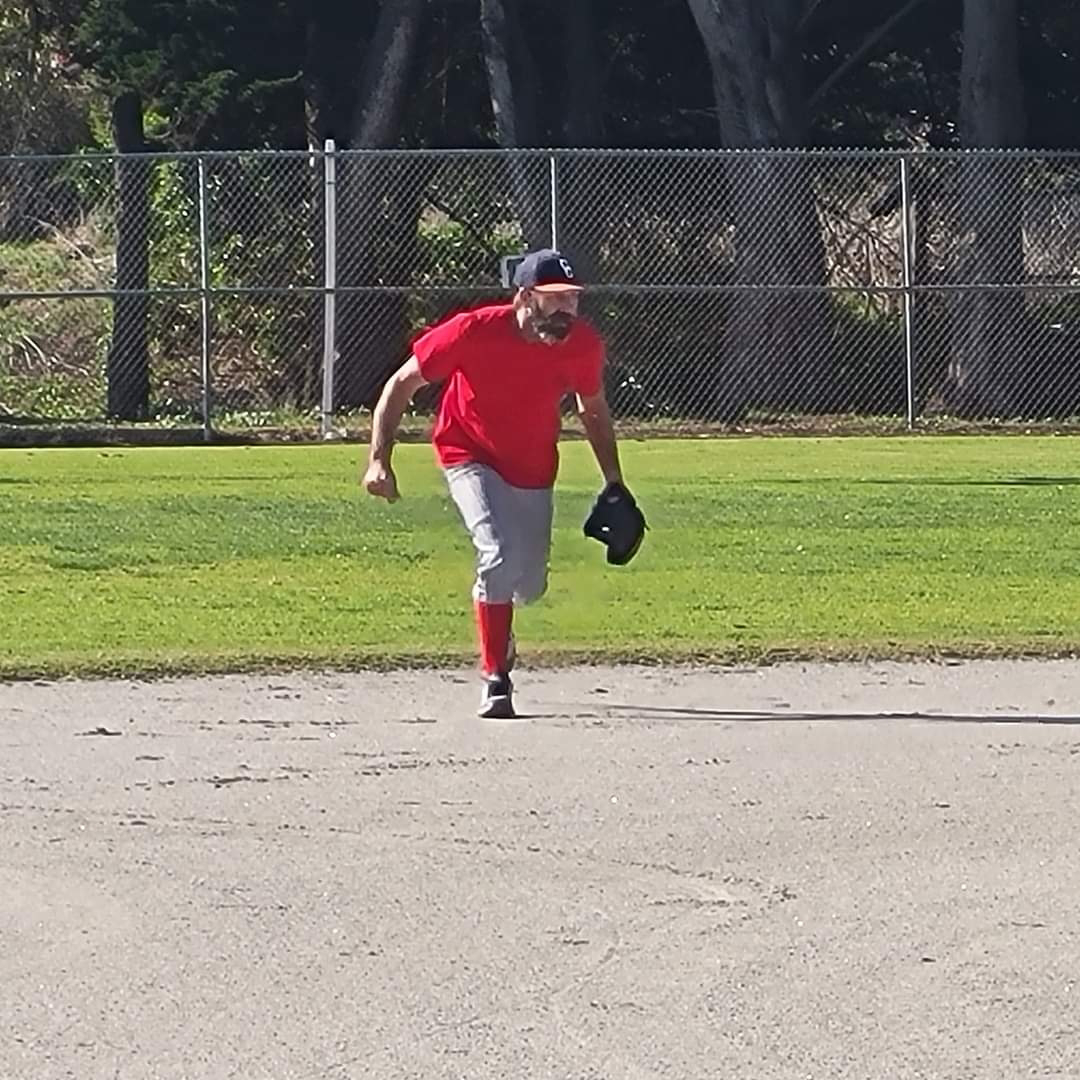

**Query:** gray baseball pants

left=444, top=463, right=554, bottom=606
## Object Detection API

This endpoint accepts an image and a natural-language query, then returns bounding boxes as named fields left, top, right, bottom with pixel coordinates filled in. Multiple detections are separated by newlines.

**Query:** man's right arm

left=362, top=355, right=429, bottom=500
left=369, top=355, right=428, bottom=465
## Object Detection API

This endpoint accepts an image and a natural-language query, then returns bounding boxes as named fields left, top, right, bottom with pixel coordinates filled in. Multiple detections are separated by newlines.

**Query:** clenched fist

left=362, top=459, right=400, bottom=502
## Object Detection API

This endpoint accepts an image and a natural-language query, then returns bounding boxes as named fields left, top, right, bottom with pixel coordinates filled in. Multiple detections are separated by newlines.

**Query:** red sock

left=475, top=601, right=513, bottom=675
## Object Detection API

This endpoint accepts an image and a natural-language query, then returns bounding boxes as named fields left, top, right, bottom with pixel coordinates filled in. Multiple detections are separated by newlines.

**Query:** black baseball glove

left=583, top=481, right=647, bottom=565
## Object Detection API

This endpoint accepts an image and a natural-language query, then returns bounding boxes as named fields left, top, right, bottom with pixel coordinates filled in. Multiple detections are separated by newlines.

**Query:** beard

left=529, top=309, right=574, bottom=343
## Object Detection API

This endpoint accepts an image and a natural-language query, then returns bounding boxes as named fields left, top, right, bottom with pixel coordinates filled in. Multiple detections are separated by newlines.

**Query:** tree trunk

left=106, top=90, right=151, bottom=421
left=563, top=1, right=602, bottom=149
left=295, top=3, right=346, bottom=412
left=480, top=0, right=535, bottom=148
left=301, top=0, right=354, bottom=151
left=334, top=0, right=426, bottom=410
left=685, top=0, right=832, bottom=422
left=946, top=0, right=1026, bottom=417
left=559, top=0, right=603, bottom=279
left=479, top=0, right=548, bottom=249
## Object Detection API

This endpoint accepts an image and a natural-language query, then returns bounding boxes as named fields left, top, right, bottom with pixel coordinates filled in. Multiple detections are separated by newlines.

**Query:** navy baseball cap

left=512, top=248, right=584, bottom=293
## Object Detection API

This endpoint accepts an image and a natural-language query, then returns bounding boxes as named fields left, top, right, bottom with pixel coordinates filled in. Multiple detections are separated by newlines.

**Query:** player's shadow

left=570, top=704, right=1080, bottom=725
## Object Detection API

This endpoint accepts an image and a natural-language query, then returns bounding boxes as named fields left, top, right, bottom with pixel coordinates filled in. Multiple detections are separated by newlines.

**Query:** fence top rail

left=6, top=282, right=1080, bottom=303
left=7, top=146, right=1080, bottom=165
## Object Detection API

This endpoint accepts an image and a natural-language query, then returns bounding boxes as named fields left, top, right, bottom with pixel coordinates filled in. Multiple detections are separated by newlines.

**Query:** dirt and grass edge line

left=4, top=640, right=1080, bottom=682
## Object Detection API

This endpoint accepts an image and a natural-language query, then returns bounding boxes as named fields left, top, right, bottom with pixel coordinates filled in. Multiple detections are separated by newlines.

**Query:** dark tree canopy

left=5, top=0, right=1073, bottom=154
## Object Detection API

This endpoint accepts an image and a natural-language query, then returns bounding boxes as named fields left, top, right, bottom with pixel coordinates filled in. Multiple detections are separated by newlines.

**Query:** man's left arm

left=576, top=389, right=624, bottom=486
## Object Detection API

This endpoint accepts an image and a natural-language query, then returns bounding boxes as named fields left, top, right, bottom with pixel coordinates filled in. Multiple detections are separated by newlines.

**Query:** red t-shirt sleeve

left=412, top=312, right=473, bottom=383
left=569, top=334, right=605, bottom=398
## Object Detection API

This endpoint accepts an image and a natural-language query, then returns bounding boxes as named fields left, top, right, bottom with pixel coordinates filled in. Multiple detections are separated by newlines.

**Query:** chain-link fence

left=3, top=146, right=1080, bottom=440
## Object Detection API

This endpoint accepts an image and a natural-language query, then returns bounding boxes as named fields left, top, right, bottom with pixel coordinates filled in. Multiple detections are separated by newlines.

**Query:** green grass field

left=2, top=435, right=1079, bottom=678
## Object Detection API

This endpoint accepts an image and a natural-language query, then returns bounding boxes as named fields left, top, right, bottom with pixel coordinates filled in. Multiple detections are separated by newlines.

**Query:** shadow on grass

left=764, top=476, right=1080, bottom=488
left=863, top=476, right=1080, bottom=488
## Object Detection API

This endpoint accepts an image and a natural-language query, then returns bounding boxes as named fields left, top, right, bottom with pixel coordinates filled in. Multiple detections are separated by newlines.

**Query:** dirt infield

left=3, top=659, right=1080, bottom=1080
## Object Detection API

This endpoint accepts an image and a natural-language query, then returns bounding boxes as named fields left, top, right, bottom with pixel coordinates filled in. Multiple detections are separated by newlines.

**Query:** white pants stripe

left=444, top=463, right=554, bottom=606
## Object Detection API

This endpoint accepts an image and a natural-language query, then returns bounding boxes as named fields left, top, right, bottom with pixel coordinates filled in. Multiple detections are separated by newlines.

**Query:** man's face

left=521, top=288, right=580, bottom=344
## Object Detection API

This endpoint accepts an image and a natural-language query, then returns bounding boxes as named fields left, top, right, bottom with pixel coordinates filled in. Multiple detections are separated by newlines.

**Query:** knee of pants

left=513, top=567, right=548, bottom=607
left=472, top=549, right=519, bottom=605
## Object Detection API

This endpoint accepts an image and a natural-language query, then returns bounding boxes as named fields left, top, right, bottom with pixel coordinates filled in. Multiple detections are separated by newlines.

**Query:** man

left=362, top=248, right=631, bottom=719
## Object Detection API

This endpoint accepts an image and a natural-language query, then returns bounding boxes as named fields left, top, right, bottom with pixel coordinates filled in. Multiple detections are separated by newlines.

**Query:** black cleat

left=478, top=672, right=515, bottom=719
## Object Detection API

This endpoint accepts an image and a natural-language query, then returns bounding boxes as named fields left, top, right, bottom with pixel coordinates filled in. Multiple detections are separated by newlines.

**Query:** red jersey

left=411, top=303, right=605, bottom=489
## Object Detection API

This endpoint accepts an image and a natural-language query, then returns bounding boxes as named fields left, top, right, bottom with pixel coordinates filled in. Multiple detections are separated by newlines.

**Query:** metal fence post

left=197, top=155, right=212, bottom=441
left=900, top=154, right=916, bottom=429
left=320, top=138, right=338, bottom=439
left=549, top=153, right=559, bottom=250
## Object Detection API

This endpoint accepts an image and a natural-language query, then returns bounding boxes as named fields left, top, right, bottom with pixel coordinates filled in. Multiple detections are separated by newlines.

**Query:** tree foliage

left=5, top=0, right=1075, bottom=155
